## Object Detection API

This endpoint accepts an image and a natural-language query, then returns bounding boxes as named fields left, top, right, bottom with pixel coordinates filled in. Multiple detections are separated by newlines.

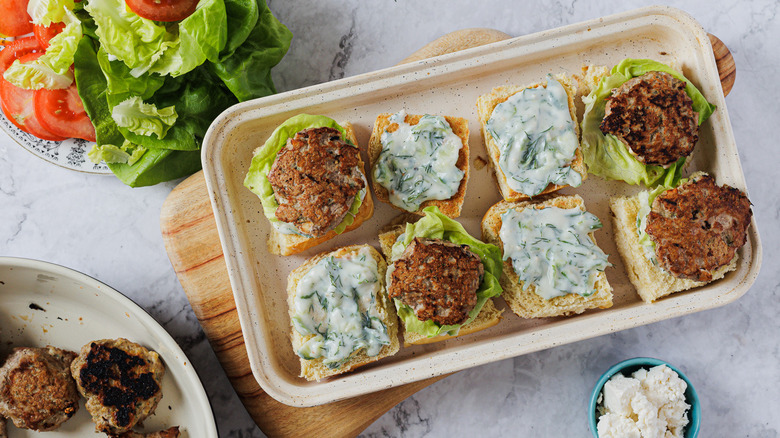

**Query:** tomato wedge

left=125, top=0, right=199, bottom=22
left=0, top=36, right=43, bottom=74
left=0, top=51, right=67, bottom=141
left=33, top=22, right=66, bottom=49
left=34, top=83, right=96, bottom=141
left=0, top=0, right=33, bottom=37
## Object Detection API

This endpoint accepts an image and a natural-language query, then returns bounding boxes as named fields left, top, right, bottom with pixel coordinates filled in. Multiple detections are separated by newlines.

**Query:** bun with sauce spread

left=482, top=194, right=613, bottom=318
left=369, top=111, right=470, bottom=218
left=476, top=73, right=587, bottom=202
left=287, top=245, right=399, bottom=381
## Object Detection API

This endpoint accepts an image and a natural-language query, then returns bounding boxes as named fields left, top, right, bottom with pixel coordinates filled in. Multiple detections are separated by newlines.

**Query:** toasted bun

left=481, top=195, right=613, bottom=318
left=287, top=245, right=400, bottom=381
left=609, top=192, right=737, bottom=303
left=475, top=74, right=586, bottom=202
left=267, top=122, right=374, bottom=256
left=368, top=113, right=470, bottom=218
left=377, top=221, right=503, bottom=346
left=574, top=65, right=610, bottom=97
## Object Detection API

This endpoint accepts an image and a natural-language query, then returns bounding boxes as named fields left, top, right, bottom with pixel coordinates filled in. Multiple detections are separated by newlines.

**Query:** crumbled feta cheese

left=596, top=365, right=691, bottom=438
left=597, top=413, right=641, bottom=438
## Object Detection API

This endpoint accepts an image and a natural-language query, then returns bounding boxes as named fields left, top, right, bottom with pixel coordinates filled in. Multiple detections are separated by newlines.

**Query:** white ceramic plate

left=0, top=111, right=110, bottom=174
left=0, top=257, right=217, bottom=437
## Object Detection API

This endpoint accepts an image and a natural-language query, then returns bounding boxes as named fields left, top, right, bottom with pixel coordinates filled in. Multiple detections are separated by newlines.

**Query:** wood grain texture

left=708, top=34, right=735, bottom=97
left=159, top=30, right=734, bottom=438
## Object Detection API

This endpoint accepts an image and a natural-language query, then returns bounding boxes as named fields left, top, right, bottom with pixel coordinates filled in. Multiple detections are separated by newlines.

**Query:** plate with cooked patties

left=201, top=5, right=761, bottom=407
left=0, top=258, right=216, bottom=437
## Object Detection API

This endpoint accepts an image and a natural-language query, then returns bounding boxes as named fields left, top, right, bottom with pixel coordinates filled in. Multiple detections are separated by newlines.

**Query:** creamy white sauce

left=291, top=247, right=390, bottom=368
left=499, top=206, right=610, bottom=300
left=373, top=111, right=464, bottom=211
left=486, top=75, right=582, bottom=197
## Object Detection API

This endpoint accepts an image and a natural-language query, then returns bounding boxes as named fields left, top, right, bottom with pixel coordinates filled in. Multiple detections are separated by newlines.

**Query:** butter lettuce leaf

left=74, top=0, right=290, bottom=186
left=86, top=0, right=226, bottom=78
left=220, top=0, right=259, bottom=59
left=243, top=114, right=360, bottom=233
left=581, top=58, right=716, bottom=186
left=87, top=140, right=146, bottom=165
left=111, top=96, right=178, bottom=139
left=211, top=0, right=292, bottom=101
left=75, top=37, right=201, bottom=186
left=390, top=207, right=503, bottom=338
left=636, top=168, right=688, bottom=256
left=3, top=61, right=72, bottom=90
left=4, top=7, right=82, bottom=90
left=27, top=0, right=75, bottom=25
left=145, top=0, right=227, bottom=77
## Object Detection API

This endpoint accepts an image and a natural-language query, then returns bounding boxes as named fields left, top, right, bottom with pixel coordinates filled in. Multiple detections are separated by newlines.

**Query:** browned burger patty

left=600, top=71, right=699, bottom=166
left=388, top=238, right=484, bottom=326
left=0, top=346, right=79, bottom=431
left=267, top=127, right=365, bottom=237
left=71, top=339, right=165, bottom=435
left=645, top=174, right=752, bottom=281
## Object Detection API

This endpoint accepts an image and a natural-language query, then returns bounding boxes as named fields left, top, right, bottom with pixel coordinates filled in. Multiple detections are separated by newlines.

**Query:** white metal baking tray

left=201, top=6, right=762, bottom=407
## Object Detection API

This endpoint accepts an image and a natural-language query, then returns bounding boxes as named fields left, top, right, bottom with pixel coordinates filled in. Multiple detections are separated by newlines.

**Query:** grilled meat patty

left=71, top=339, right=165, bottom=435
left=0, top=346, right=79, bottom=431
left=600, top=71, right=699, bottom=166
left=267, top=127, right=365, bottom=237
left=645, top=174, right=752, bottom=281
left=388, top=238, right=484, bottom=326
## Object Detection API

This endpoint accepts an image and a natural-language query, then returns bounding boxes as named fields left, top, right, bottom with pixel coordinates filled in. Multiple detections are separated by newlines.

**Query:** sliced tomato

left=125, top=0, right=199, bottom=22
left=34, top=83, right=96, bottom=141
left=33, top=22, right=66, bottom=49
left=0, top=36, right=42, bottom=74
left=0, top=0, right=33, bottom=37
left=0, top=52, right=67, bottom=141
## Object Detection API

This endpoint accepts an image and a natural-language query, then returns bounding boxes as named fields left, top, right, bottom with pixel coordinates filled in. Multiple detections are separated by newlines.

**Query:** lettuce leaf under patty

left=243, top=114, right=362, bottom=235
left=390, top=207, right=503, bottom=338
left=636, top=168, right=689, bottom=261
left=581, top=58, right=716, bottom=186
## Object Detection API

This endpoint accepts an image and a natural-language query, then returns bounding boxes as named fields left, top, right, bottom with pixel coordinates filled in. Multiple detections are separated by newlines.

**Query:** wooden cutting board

left=159, top=30, right=734, bottom=438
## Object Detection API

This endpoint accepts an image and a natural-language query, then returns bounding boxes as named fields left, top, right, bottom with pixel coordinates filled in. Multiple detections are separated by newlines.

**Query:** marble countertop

left=1, top=0, right=778, bottom=436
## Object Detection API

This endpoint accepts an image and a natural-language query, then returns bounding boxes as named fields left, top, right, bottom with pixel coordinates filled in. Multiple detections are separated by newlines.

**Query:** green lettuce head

left=389, top=206, right=503, bottom=338
left=243, top=114, right=362, bottom=236
left=581, top=58, right=716, bottom=187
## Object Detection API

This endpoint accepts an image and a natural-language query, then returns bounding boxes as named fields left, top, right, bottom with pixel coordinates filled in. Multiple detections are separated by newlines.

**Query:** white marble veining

left=1, top=0, right=778, bottom=437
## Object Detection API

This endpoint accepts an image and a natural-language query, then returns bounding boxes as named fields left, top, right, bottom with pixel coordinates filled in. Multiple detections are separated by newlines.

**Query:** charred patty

left=600, top=71, right=699, bottom=166
left=267, top=127, right=365, bottom=237
left=645, top=174, right=752, bottom=281
left=71, top=339, right=165, bottom=435
left=0, top=346, right=79, bottom=431
left=388, top=238, right=484, bottom=326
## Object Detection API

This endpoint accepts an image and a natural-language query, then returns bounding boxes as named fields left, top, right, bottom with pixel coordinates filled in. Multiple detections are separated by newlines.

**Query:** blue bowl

left=589, top=357, right=700, bottom=438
